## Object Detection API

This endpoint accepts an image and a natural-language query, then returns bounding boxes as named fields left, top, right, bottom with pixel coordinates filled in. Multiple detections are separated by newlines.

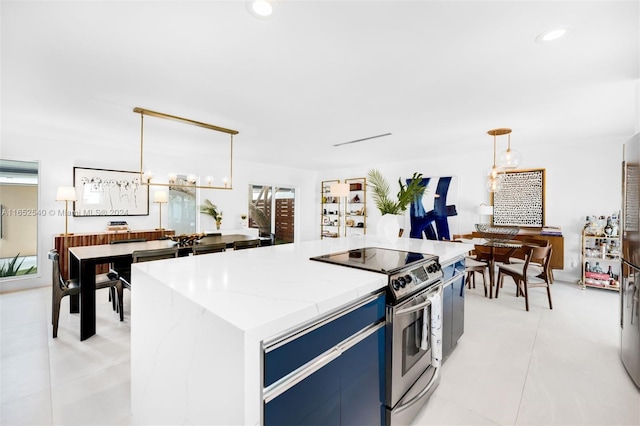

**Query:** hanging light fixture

left=486, top=128, right=509, bottom=193
left=498, top=129, right=522, bottom=169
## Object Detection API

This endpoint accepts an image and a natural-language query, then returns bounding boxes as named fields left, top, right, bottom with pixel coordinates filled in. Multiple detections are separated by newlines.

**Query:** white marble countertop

left=132, top=236, right=472, bottom=339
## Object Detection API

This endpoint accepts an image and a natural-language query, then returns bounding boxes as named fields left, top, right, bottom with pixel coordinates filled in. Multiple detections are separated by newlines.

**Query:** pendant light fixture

left=486, top=128, right=510, bottom=193
left=498, top=129, right=522, bottom=169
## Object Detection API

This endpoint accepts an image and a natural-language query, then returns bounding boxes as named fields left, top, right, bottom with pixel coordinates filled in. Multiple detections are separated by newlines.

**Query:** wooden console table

left=516, top=230, right=564, bottom=270
left=471, top=229, right=564, bottom=270
left=53, top=229, right=175, bottom=281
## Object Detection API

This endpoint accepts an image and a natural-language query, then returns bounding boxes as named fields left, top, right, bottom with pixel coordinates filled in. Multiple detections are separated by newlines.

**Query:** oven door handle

left=395, top=298, right=431, bottom=316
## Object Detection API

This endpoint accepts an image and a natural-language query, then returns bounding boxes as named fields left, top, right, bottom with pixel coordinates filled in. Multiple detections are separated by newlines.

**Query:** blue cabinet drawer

left=264, top=292, right=386, bottom=387
left=263, top=325, right=385, bottom=426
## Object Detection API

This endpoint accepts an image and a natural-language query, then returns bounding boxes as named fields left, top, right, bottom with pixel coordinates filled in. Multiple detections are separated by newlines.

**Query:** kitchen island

left=130, top=237, right=471, bottom=425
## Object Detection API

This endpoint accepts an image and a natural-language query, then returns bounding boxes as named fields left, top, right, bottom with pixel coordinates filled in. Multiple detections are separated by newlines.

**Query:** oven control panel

left=388, top=259, right=443, bottom=300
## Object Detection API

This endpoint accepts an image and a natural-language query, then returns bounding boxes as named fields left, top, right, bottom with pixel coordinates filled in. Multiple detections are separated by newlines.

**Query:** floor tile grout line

left=514, top=309, right=543, bottom=426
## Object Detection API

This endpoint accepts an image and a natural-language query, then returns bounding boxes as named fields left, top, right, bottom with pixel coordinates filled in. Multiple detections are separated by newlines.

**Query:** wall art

left=409, top=176, right=459, bottom=241
left=73, top=167, right=149, bottom=216
left=492, top=168, right=545, bottom=227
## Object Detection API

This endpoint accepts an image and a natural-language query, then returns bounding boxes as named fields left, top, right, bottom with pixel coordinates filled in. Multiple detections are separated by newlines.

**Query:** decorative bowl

left=169, top=233, right=204, bottom=246
left=474, top=224, right=520, bottom=242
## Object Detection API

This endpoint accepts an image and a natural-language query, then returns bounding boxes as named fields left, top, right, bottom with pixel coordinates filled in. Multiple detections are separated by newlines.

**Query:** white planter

left=377, top=214, right=403, bottom=244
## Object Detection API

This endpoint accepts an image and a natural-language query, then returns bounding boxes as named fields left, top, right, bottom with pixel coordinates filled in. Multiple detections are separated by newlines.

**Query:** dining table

left=68, top=234, right=257, bottom=340
left=194, top=233, right=259, bottom=248
left=457, top=238, right=524, bottom=299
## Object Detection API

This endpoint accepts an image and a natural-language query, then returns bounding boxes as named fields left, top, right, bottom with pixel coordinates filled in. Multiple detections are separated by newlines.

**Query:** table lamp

left=56, top=186, right=76, bottom=235
left=477, top=203, right=494, bottom=225
left=154, top=190, right=168, bottom=230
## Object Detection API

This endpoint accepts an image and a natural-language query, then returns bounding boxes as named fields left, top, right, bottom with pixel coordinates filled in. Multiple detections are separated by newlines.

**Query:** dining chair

left=197, top=235, right=223, bottom=245
left=49, top=249, right=122, bottom=338
left=233, top=239, right=261, bottom=250
left=108, top=238, right=148, bottom=309
left=116, top=246, right=179, bottom=321
left=192, top=242, right=227, bottom=255
left=495, top=245, right=553, bottom=311
left=450, top=235, right=489, bottom=295
left=507, top=238, right=554, bottom=283
left=464, top=257, right=489, bottom=296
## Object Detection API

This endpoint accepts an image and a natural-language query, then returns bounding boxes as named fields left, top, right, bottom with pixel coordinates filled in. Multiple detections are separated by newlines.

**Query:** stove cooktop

left=309, top=247, right=433, bottom=274
left=310, top=247, right=442, bottom=301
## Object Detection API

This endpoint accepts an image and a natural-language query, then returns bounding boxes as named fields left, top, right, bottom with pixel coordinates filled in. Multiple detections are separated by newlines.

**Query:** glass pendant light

left=486, top=128, right=507, bottom=193
left=498, top=132, right=522, bottom=169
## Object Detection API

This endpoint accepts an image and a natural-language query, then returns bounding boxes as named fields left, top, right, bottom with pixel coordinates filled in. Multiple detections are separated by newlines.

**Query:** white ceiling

left=2, top=1, right=639, bottom=171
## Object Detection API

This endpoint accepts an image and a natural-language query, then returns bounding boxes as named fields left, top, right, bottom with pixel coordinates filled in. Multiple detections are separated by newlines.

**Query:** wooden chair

left=116, top=246, right=179, bottom=321
left=132, top=246, right=179, bottom=264
left=450, top=234, right=489, bottom=295
left=452, top=233, right=475, bottom=241
left=108, top=238, right=147, bottom=308
left=464, top=257, right=489, bottom=296
left=197, top=235, right=223, bottom=245
left=49, top=249, right=122, bottom=338
left=495, top=245, right=553, bottom=311
left=507, top=238, right=554, bottom=283
left=233, top=239, right=261, bottom=250
left=192, top=242, right=226, bottom=255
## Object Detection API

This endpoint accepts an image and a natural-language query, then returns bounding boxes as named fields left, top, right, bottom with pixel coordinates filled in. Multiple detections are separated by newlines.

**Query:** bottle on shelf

left=604, top=216, right=613, bottom=236
left=611, top=213, right=619, bottom=236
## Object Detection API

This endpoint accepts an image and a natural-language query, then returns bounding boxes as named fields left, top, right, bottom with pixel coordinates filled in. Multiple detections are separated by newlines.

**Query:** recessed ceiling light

left=535, top=26, right=569, bottom=44
left=246, top=0, right=275, bottom=19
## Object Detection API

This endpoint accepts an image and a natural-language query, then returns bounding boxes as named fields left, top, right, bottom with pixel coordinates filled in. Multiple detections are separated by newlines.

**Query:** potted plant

left=366, top=169, right=425, bottom=240
left=200, top=199, right=223, bottom=230
left=0, top=253, right=36, bottom=277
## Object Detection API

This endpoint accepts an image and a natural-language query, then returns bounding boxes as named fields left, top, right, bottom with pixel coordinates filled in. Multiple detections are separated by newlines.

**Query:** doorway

left=249, top=184, right=295, bottom=244
left=0, top=159, right=38, bottom=279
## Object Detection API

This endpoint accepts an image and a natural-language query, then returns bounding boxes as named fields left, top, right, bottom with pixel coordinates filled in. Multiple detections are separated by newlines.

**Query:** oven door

left=386, top=282, right=442, bottom=410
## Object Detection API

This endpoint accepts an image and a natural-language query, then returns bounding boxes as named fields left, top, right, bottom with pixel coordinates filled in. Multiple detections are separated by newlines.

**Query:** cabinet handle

left=263, top=320, right=385, bottom=403
left=263, top=292, right=384, bottom=352
left=393, top=367, right=440, bottom=415
left=442, top=272, right=465, bottom=289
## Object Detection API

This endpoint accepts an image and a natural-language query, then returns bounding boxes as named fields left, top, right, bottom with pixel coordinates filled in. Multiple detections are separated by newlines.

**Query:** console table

left=471, top=229, right=564, bottom=269
left=53, top=229, right=175, bottom=281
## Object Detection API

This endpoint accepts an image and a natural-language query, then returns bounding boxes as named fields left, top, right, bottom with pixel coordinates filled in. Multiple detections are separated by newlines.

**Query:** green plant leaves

left=0, top=253, right=35, bottom=277
left=366, top=169, right=425, bottom=215
left=199, top=199, right=221, bottom=220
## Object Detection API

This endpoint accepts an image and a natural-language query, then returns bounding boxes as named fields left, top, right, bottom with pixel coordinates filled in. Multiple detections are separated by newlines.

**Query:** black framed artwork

left=73, top=167, right=149, bottom=216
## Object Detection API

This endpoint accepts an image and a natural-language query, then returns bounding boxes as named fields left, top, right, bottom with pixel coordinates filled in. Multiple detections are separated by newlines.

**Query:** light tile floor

left=1, top=279, right=638, bottom=425
left=413, top=279, right=640, bottom=426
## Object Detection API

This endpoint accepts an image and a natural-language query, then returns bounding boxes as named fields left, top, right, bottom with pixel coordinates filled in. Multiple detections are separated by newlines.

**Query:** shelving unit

left=320, top=180, right=341, bottom=239
left=320, top=178, right=367, bottom=239
left=344, top=177, right=367, bottom=237
left=580, top=230, right=621, bottom=291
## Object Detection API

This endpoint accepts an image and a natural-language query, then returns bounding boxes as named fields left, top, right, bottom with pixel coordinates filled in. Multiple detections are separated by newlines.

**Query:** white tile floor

left=1, top=279, right=639, bottom=425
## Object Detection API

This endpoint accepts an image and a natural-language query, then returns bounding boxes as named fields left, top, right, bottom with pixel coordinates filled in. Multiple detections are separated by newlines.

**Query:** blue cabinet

left=263, top=292, right=386, bottom=425
left=441, top=256, right=465, bottom=361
